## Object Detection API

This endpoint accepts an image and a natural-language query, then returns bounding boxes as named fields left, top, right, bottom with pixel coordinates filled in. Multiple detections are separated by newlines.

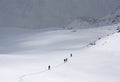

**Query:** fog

left=0, top=0, right=120, bottom=28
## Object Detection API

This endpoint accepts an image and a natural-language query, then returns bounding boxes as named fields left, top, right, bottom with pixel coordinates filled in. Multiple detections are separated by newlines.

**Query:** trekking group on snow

left=48, top=53, right=72, bottom=70
left=47, top=26, right=120, bottom=70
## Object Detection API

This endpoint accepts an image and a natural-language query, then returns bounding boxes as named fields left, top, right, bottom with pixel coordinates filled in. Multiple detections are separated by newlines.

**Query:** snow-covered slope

left=0, top=23, right=117, bottom=54
left=22, top=28, right=120, bottom=82
left=0, top=23, right=120, bottom=82
left=92, top=32, right=120, bottom=51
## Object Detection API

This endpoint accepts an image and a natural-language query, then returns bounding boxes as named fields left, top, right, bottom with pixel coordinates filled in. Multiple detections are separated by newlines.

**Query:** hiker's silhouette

left=64, top=59, right=66, bottom=63
left=65, top=58, right=68, bottom=62
left=70, top=54, right=72, bottom=57
left=48, top=65, right=51, bottom=70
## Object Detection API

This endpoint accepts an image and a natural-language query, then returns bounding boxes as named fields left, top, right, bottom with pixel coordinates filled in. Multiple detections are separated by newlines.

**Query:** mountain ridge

left=66, top=6, right=120, bottom=29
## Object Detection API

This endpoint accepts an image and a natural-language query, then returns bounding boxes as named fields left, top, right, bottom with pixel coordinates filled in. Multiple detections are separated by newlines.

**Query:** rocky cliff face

left=66, top=6, right=120, bottom=29
left=98, top=6, right=120, bottom=26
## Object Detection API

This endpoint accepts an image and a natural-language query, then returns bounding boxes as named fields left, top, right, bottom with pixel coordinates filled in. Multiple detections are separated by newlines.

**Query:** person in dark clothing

left=70, top=53, right=72, bottom=57
left=48, top=65, right=50, bottom=70
left=64, top=59, right=66, bottom=63
left=65, top=58, right=68, bottom=62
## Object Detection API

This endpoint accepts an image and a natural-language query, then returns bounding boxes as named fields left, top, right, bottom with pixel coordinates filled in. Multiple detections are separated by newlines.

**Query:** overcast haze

left=0, top=0, right=120, bottom=28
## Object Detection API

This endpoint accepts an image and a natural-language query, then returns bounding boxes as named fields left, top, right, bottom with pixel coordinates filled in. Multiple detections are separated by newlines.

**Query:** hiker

left=48, top=65, right=51, bottom=70
left=65, top=58, right=68, bottom=62
left=64, top=59, right=66, bottom=63
left=70, top=53, right=72, bottom=57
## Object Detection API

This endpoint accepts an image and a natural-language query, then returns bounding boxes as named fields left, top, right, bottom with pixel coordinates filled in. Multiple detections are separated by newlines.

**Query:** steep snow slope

left=23, top=29, right=120, bottom=82
left=0, top=24, right=120, bottom=82
left=0, top=24, right=117, bottom=54
left=92, top=32, right=120, bottom=51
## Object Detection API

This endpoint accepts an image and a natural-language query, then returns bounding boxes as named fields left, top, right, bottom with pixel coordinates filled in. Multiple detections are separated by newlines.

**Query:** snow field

left=0, top=24, right=120, bottom=82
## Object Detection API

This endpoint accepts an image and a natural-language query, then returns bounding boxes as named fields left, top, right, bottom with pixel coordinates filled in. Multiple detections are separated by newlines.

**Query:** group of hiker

left=64, top=58, right=68, bottom=63
left=48, top=53, right=72, bottom=70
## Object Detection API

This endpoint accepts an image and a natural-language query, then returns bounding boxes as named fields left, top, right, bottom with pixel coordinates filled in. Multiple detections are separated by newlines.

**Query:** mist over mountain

left=66, top=6, right=120, bottom=29
left=0, top=0, right=120, bottom=28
